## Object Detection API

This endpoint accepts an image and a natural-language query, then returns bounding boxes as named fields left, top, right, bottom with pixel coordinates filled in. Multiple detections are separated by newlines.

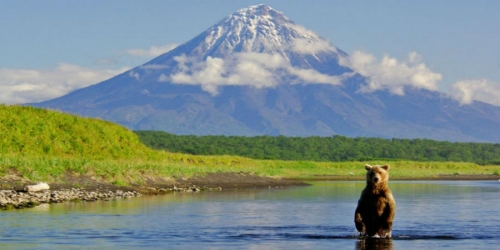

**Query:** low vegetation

left=135, top=131, right=500, bottom=165
left=1, top=105, right=498, bottom=187
left=0, top=105, right=153, bottom=159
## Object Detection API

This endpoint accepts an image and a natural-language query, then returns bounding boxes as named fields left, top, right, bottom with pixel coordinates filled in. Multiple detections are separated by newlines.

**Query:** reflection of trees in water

left=355, top=238, right=393, bottom=250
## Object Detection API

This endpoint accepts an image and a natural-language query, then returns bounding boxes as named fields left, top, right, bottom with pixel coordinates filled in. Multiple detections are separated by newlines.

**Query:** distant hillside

left=0, top=104, right=152, bottom=159
left=135, top=130, right=500, bottom=165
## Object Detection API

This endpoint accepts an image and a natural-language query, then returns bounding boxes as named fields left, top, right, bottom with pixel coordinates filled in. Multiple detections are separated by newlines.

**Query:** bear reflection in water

left=355, top=238, right=394, bottom=250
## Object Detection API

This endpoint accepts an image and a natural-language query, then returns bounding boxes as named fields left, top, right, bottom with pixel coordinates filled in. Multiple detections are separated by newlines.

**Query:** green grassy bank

left=1, top=105, right=498, bottom=186
left=1, top=154, right=498, bottom=184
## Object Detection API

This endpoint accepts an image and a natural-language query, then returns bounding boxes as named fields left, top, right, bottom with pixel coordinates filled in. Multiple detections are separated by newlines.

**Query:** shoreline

left=1, top=173, right=499, bottom=209
left=297, top=174, right=500, bottom=181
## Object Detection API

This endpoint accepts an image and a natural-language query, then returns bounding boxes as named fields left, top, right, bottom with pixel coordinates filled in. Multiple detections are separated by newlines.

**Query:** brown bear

left=354, top=164, right=396, bottom=238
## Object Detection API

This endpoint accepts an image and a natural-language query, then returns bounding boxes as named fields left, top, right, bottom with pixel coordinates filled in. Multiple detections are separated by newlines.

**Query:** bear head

left=365, top=164, right=390, bottom=185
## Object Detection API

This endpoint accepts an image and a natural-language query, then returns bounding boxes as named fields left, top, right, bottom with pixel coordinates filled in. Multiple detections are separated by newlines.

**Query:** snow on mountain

left=198, top=4, right=334, bottom=55
left=134, top=4, right=351, bottom=95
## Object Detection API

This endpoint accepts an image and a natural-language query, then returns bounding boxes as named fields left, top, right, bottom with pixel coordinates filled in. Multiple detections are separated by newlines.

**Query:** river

left=1, top=181, right=499, bottom=249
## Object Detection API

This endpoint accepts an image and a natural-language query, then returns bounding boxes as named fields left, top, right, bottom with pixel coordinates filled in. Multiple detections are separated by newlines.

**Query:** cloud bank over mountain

left=340, top=51, right=442, bottom=95
left=165, top=52, right=348, bottom=95
left=450, top=79, right=500, bottom=106
left=0, top=64, right=128, bottom=104
left=0, top=44, right=178, bottom=105
left=0, top=3, right=497, bottom=107
left=1, top=47, right=498, bottom=106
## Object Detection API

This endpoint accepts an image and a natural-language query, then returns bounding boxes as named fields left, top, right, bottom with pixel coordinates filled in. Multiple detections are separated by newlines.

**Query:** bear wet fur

left=354, top=164, right=396, bottom=238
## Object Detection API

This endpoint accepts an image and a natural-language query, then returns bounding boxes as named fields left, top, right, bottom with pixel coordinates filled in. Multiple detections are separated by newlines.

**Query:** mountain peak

left=231, top=4, right=286, bottom=21
left=143, top=4, right=348, bottom=94
left=196, top=4, right=326, bottom=56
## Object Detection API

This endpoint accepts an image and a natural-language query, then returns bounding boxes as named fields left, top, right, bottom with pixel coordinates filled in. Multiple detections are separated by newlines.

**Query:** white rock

left=24, top=182, right=50, bottom=192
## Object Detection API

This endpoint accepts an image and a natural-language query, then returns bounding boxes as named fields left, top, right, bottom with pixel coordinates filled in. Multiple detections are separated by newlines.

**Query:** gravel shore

left=0, top=189, right=140, bottom=209
left=0, top=172, right=307, bottom=209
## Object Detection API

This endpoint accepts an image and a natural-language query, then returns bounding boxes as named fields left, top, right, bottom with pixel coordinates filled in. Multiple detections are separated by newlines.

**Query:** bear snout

left=371, top=174, right=381, bottom=183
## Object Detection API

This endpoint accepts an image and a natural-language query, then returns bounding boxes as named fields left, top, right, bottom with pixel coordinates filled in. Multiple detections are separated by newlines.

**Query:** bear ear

left=381, top=164, right=390, bottom=171
left=365, top=164, right=373, bottom=170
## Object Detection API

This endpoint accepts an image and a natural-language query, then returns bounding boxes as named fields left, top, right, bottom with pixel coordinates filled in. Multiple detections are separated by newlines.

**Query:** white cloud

left=166, top=52, right=344, bottom=95
left=291, top=68, right=344, bottom=85
left=158, top=73, right=169, bottom=82
left=0, top=42, right=177, bottom=105
left=284, top=23, right=320, bottom=40
left=129, top=71, right=140, bottom=81
left=0, top=64, right=128, bottom=104
left=126, top=44, right=178, bottom=57
left=291, top=38, right=337, bottom=54
left=3, top=42, right=496, bottom=108
left=340, top=51, right=442, bottom=95
left=450, top=79, right=500, bottom=106
left=282, top=22, right=338, bottom=55
left=168, top=54, right=278, bottom=94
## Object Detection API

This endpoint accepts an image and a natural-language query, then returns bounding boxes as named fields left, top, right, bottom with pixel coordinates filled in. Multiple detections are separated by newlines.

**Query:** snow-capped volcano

left=144, top=4, right=349, bottom=95
left=31, top=4, right=500, bottom=142
left=192, top=4, right=339, bottom=56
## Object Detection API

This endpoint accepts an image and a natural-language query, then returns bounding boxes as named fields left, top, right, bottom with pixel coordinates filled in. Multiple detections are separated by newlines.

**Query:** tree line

left=134, top=131, right=500, bottom=165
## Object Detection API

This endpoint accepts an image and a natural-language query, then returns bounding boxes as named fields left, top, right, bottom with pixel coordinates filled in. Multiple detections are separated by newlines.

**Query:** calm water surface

left=0, top=181, right=499, bottom=249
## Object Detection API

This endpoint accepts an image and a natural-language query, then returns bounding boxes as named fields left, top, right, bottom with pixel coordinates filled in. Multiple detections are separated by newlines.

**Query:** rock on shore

left=0, top=185, right=221, bottom=209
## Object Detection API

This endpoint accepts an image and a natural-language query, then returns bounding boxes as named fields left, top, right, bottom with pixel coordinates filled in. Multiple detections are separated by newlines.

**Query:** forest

left=134, top=131, right=500, bottom=165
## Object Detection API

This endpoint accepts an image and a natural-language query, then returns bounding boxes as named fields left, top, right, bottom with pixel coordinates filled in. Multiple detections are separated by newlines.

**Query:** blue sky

left=1, top=0, right=499, bottom=105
